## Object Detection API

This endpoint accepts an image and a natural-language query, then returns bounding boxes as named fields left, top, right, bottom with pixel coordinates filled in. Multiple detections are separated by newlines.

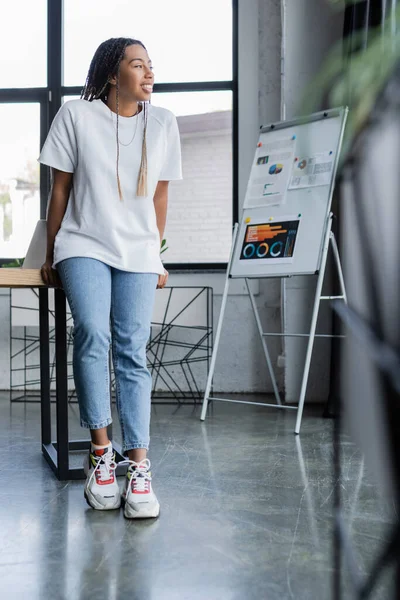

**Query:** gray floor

left=0, top=392, right=396, bottom=600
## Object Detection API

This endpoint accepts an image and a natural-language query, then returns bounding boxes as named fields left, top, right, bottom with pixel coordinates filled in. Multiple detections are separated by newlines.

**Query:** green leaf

left=302, top=4, right=400, bottom=164
left=160, top=238, right=168, bottom=254
left=1, top=258, right=24, bottom=268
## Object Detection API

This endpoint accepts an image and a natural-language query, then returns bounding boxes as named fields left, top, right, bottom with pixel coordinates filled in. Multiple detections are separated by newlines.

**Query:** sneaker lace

left=119, top=458, right=151, bottom=502
left=88, top=450, right=117, bottom=488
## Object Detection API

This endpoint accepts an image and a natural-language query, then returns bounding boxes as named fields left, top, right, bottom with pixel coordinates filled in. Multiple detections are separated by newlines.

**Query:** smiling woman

left=80, top=39, right=157, bottom=198
left=38, top=36, right=183, bottom=518
left=40, top=36, right=182, bottom=283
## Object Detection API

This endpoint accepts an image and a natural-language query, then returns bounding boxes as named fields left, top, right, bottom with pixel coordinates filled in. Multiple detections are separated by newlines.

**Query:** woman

left=39, top=37, right=182, bottom=519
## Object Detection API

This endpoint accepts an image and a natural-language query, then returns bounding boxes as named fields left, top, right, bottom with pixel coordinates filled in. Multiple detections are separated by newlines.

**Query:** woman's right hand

left=40, top=259, right=61, bottom=287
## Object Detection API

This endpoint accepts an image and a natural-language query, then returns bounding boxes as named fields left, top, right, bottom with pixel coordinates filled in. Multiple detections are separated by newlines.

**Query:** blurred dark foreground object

left=332, top=60, right=400, bottom=600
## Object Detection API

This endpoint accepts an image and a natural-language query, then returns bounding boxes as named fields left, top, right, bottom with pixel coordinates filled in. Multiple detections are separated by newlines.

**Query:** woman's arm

left=153, top=180, right=169, bottom=245
left=41, top=168, right=73, bottom=285
left=153, top=180, right=169, bottom=289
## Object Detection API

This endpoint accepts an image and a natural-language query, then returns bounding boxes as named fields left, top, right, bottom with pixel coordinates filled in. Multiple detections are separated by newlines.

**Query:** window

left=1, top=0, right=237, bottom=268
left=0, top=104, right=41, bottom=259
left=0, top=1, right=47, bottom=89
left=0, top=0, right=47, bottom=263
left=155, top=91, right=232, bottom=263
left=63, top=0, right=232, bottom=86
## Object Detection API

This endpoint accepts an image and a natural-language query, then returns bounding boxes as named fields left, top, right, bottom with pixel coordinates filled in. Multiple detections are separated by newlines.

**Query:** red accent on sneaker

left=95, top=473, right=115, bottom=485
left=90, top=448, right=115, bottom=485
left=94, top=448, right=108, bottom=456
left=130, top=475, right=151, bottom=495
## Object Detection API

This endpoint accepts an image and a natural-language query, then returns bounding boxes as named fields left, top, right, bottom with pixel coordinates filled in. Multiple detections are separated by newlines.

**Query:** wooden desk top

left=0, top=268, right=49, bottom=288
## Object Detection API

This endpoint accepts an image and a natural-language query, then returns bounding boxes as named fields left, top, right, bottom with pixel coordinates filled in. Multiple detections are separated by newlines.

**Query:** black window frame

left=0, top=0, right=238, bottom=270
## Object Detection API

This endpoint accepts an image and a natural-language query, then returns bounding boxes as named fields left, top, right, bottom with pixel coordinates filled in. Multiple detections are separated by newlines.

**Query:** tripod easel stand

left=200, top=212, right=347, bottom=434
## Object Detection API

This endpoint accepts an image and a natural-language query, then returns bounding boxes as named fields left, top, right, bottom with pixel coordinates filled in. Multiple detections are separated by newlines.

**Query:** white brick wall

left=164, top=111, right=233, bottom=264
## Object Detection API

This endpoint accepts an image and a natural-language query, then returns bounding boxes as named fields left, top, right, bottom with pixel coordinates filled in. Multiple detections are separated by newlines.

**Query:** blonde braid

left=136, top=101, right=148, bottom=197
left=115, top=77, right=123, bottom=200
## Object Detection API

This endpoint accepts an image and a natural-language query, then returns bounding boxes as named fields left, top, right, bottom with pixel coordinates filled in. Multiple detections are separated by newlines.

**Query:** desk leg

left=41, top=287, right=125, bottom=481
left=54, top=288, right=69, bottom=479
left=39, top=288, right=51, bottom=445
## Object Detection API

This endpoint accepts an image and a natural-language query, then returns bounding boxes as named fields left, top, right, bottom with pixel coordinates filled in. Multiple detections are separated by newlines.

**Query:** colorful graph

left=269, top=163, right=283, bottom=175
left=240, top=220, right=300, bottom=261
left=298, top=159, right=307, bottom=170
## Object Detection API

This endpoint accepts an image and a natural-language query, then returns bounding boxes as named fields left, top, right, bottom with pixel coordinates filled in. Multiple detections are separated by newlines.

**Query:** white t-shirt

left=38, top=98, right=182, bottom=275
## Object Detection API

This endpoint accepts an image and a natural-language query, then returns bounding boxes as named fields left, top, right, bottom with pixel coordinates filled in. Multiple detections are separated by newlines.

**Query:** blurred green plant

left=160, top=238, right=168, bottom=254
left=303, top=1, right=400, bottom=165
left=1, top=258, right=24, bottom=268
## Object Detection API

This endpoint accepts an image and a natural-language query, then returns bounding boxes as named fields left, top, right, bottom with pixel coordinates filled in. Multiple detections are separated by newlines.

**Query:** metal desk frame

left=39, top=287, right=126, bottom=481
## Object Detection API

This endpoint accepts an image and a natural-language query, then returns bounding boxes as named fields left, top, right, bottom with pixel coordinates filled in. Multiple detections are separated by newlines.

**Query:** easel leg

left=330, top=232, right=347, bottom=304
left=295, top=216, right=333, bottom=434
left=245, top=278, right=282, bottom=405
left=200, top=272, right=231, bottom=420
left=200, top=223, right=239, bottom=421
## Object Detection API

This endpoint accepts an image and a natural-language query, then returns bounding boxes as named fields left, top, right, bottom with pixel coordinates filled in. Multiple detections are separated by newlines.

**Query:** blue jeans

left=57, top=258, right=158, bottom=454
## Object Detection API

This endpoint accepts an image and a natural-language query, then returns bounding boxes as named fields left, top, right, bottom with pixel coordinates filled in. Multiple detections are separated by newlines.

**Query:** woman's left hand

left=157, top=268, right=169, bottom=289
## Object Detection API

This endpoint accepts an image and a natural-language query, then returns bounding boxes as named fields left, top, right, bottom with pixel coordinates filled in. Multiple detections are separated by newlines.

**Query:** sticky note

left=245, top=217, right=251, bottom=224
left=257, top=142, right=262, bottom=147
left=292, top=135, right=296, bottom=140
left=269, top=217, right=274, bottom=221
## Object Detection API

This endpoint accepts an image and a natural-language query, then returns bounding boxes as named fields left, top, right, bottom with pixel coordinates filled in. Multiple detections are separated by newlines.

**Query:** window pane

left=63, top=0, right=232, bottom=86
left=155, top=91, right=233, bottom=264
left=0, top=104, right=41, bottom=259
left=0, top=2, right=47, bottom=88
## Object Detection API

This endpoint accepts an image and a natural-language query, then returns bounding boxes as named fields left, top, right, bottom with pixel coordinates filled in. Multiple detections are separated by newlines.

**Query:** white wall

left=168, top=0, right=284, bottom=395
left=167, top=0, right=284, bottom=394
left=281, top=0, right=344, bottom=401
left=282, top=0, right=344, bottom=121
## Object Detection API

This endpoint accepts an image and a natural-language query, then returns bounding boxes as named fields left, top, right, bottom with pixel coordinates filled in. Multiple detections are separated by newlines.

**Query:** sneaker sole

left=121, top=496, right=160, bottom=519
left=84, top=488, right=121, bottom=511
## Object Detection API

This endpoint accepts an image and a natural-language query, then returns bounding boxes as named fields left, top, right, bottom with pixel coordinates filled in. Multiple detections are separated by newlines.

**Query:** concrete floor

left=0, top=392, right=396, bottom=600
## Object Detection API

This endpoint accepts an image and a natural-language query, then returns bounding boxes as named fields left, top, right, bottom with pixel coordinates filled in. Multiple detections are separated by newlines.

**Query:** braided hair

left=81, top=37, right=148, bottom=200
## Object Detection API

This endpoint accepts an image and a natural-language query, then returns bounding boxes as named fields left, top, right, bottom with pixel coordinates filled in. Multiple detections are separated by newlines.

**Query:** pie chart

left=269, top=163, right=283, bottom=175
left=298, top=159, right=307, bottom=170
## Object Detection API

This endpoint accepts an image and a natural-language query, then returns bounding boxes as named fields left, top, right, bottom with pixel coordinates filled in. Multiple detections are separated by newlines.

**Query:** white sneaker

left=83, top=444, right=121, bottom=510
left=120, top=458, right=160, bottom=519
